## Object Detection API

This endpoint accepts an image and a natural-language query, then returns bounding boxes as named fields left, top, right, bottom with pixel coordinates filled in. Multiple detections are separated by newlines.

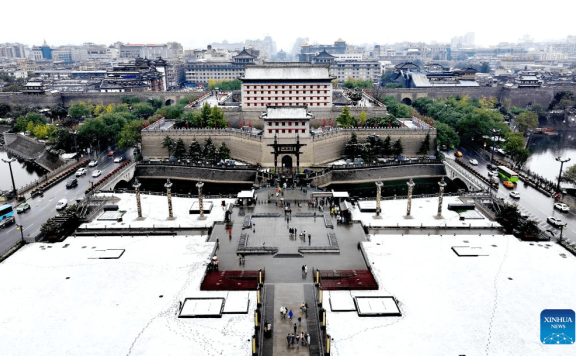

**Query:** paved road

left=0, top=149, right=130, bottom=254
left=449, top=145, right=576, bottom=244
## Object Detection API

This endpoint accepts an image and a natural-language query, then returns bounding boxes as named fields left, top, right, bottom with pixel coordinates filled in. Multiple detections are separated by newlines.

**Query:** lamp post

left=133, top=178, right=143, bottom=220
left=165, top=179, right=174, bottom=220
left=72, top=131, right=79, bottom=161
left=437, top=177, right=447, bottom=219
left=197, top=181, right=205, bottom=220
left=405, top=178, right=415, bottom=219
left=374, top=180, right=383, bottom=219
left=555, top=157, right=571, bottom=193
left=2, top=157, right=17, bottom=198
left=16, top=224, right=25, bottom=244
left=490, top=129, right=500, bottom=166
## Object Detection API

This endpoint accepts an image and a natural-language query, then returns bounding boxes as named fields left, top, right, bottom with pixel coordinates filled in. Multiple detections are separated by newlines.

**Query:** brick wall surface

left=136, top=164, right=256, bottom=183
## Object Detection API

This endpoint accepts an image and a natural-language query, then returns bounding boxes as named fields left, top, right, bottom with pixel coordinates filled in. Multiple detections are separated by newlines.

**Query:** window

left=288, top=130, right=292, bottom=133
left=275, top=122, right=279, bottom=126
left=282, top=130, right=285, bottom=133
left=288, top=122, right=292, bottom=126
left=282, top=122, right=286, bottom=126
left=268, top=129, right=272, bottom=134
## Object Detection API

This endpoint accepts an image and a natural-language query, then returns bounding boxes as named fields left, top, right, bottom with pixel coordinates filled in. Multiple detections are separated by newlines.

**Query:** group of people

left=280, top=301, right=310, bottom=348
left=286, top=331, right=310, bottom=347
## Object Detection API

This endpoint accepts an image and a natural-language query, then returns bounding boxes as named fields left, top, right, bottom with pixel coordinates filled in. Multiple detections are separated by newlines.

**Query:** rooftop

left=243, top=65, right=332, bottom=80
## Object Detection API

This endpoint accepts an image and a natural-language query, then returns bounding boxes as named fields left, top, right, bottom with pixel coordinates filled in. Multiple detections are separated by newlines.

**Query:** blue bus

left=0, top=204, right=14, bottom=221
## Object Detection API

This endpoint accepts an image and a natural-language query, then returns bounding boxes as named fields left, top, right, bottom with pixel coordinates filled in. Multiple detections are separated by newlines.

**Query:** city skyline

left=2, top=0, right=575, bottom=52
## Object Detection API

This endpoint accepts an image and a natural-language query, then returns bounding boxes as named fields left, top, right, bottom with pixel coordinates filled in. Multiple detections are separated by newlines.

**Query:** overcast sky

left=2, top=0, right=574, bottom=52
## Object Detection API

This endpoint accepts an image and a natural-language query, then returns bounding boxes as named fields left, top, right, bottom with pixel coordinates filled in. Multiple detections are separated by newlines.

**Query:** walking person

left=298, top=316, right=301, bottom=327
left=287, top=334, right=291, bottom=346
left=294, top=323, right=297, bottom=334
left=288, top=309, right=293, bottom=320
left=304, top=265, right=308, bottom=274
left=296, top=333, right=300, bottom=346
left=308, top=234, right=311, bottom=245
left=291, top=333, right=295, bottom=345
left=306, top=332, right=310, bottom=346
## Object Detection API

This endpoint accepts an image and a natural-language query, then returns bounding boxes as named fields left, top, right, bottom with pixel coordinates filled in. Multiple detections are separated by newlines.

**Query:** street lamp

left=490, top=129, right=500, bottom=166
left=72, top=131, right=79, bottom=161
left=16, top=224, right=25, bottom=244
left=2, top=157, right=17, bottom=198
left=555, top=157, right=571, bottom=193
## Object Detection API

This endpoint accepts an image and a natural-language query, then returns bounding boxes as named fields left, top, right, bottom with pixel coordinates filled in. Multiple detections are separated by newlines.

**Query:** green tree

left=198, top=103, right=212, bottom=127
left=0, top=103, right=11, bottom=117
left=515, top=111, right=538, bottom=133
left=68, top=102, right=91, bottom=119
left=434, top=122, right=460, bottom=148
left=14, top=112, right=45, bottom=132
left=162, top=136, right=175, bottom=156
left=359, top=111, right=367, bottom=126
left=188, top=139, right=202, bottom=161
left=562, top=164, right=576, bottom=185
left=336, top=106, right=355, bottom=127
left=132, top=103, right=155, bottom=118
left=504, top=132, right=530, bottom=166
left=203, top=137, right=217, bottom=161
left=392, top=139, right=403, bottom=157
left=121, top=96, right=141, bottom=105
left=418, top=133, right=430, bottom=155
left=117, top=120, right=143, bottom=150
left=382, top=135, right=392, bottom=156
left=218, top=142, right=231, bottom=160
left=209, top=106, right=227, bottom=128
left=173, top=138, right=187, bottom=160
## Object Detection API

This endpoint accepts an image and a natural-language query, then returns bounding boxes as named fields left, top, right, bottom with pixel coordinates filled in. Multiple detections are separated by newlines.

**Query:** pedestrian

left=303, top=305, right=307, bottom=318
left=301, top=332, right=306, bottom=346
left=288, top=309, right=293, bottom=320
left=306, top=333, right=310, bottom=346
left=302, top=265, right=305, bottom=274
left=300, top=302, right=305, bottom=311
left=216, top=238, right=219, bottom=250
left=238, top=254, right=242, bottom=264
left=296, top=333, right=301, bottom=346
left=287, top=334, right=291, bottom=346
left=308, top=234, right=311, bottom=244
left=298, top=316, right=301, bottom=326
left=294, top=323, right=297, bottom=334
left=291, top=333, right=295, bottom=345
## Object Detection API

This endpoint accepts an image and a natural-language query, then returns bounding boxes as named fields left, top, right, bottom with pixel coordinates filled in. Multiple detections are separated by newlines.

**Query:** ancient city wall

left=136, top=164, right=257, bottom=184
left=142, top=126, right=435, bottom=167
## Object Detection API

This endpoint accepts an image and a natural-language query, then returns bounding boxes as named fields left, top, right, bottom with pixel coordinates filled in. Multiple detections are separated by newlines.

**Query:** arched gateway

left=263, top=106, right=311, bottom=173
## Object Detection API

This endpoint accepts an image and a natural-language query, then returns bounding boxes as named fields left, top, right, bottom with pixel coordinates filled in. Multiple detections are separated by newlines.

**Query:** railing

left=138, top=160, right=259, bottom=170
left=311, top=125, right=434, bottom=139
left=17, top=159, right=77, bottom=196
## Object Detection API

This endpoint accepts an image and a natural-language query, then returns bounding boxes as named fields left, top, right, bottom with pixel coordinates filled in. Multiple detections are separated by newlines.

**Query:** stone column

left=196, top=181, right=205, bottom=220
left=133, top=178, right=144, bottom=220
left=374, top=181, right=383, bottom=219
left=405, top=178, right=415, bottom=219
left=165, top=179, right=174, bottom=220
left=437, top=177, right=447, bottom=218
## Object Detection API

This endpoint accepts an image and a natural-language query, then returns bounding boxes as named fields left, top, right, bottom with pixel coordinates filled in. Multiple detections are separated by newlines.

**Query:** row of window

left=245, top=90, right=329, bottom=94
left=268, top=129, right=306, bottom=134
left=246, top=97, right=329, bottom=101
left=245, top=85, right=329, bottom=89
left=267, top=122, right=306, bottom=127
left=246, top=102, right=328, bottom=106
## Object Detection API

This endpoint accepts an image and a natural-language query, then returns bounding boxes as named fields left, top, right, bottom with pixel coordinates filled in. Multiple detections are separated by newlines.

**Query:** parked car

left=503, top=180, right=514, bottom=188
left=76, top=168, right=87, bottom=177
left=66, top=178, right=78, bottom=189
left=114, top=156, right=123, bottom=163
left=107, top=151, right=115, bottom=157
left=554, top=203, right=570, bottom=212
left=509, top=191, right=520, bottom=199
left=0, top=216, right=15, bottom=228
left=488, top=171, right=498, bottom=177
left=56, top=199, right=68, bottom=210
left=16, top=202, right=31, bottom=213
left=547, top=216, right=566, bottom=227
left=469, top=159, right=478, bottom=165
left=92, top=170, right=102, bottom=178
left=88, top=160, right=98, bottom=167
left=454, top=151, right=463, bottom=157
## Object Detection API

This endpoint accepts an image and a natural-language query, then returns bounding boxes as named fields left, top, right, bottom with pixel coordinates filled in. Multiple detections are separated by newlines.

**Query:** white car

left=554, top=203, right=570, bottom=212
left=469, top=159, right=478, bottom=165
left=92, top=170, right=102, bottom=178
left=488, top=171, right=498, bottom=177
left=509, top=191, right=520, bottom=199
left=88, top=160, right=98, bottom=167
left=547, top=217, right=566, bottom=227
left=114, top=156, right=123, bottom=163
left=56, top=199, right=68, bottom=210
left=76, top=168, right=87, bottom=177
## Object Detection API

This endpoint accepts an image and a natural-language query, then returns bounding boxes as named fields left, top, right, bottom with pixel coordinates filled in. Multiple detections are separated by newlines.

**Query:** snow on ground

left=80, top=193, right=235, bottom=230
left=327, top=235, right=576, bottom=356
left=0, top=235, right=255, bottom=356
left=351, top=196, right=501, bottom=229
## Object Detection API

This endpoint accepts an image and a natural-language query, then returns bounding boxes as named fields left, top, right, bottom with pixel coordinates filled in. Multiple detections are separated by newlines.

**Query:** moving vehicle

left=16, top=202, right=31, bottom=213
left=503, top=180, right=515, bottom=188
left=497, top=166, right=519, bottom=183
left=0, top=215, right=15, bottom=228
left=547, top=217, right=566, bottom=227
left=0, top=204, right=14, bottom=221
left=88, top=160, right=98, bottom=167
left=454, top=151, right=463, bottom=157
left=76, top=168, right=87, bottom=177
left=469, top=159, right=478, bottom=165
left=509, top=191, right=520, bottom=199
left=56, top=199, right=68, bottom=211
left=92, top=170, right=102, bottom=178
left=107, top=151, right=115, bottom=157
left=554, top=203, right=570, bottom=212
left=66, top=179, right=78, bottom=189
left=488, top=171, right=498, bottom=177
left=114, top=156, right=123, bottom=163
